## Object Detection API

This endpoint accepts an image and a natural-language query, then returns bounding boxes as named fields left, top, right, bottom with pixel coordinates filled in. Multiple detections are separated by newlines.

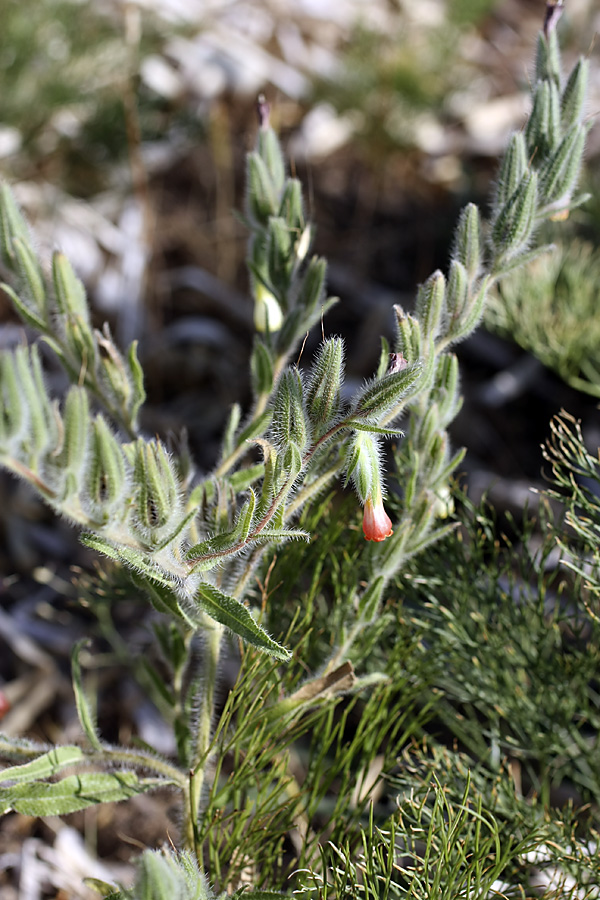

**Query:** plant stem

left=184, top=620, right=224, bottom=864
left=213, top=352, right=288, bottom=478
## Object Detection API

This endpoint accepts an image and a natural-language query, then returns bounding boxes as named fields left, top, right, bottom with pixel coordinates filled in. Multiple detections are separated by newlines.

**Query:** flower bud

left=491, top=171, right=538, bottom=262
left=245, top=152, right=278, bottom=227
left=416, top=270, right=445, bottom=339
left=14, top=346, right=55, bottom=459
left=52, top=251, right=89, bottom=320
left=131, top=439, right=182, bottom=542
left=253, top=281, right=284, bottom=332
left=539, top=123, right=587, bottom=210
left=536, top=21, right=561, bottom=86
left=278, top=178, right=304, bottom=232
left=0, top=182, right=33, bottom=269
left=561, top=57, right=588, bottom=131
left=83, top=416, right=127, bottom=523
left=12, top=237, right=47, bottom=322
left=306, top=338, right=344, bottom=430
left=393, top=307, right=422, bottom=364
left=494, top=133, right=528, bottom=212
left=56, top=387, right=89, bottom=497
left=353, top=362, right=422, bottom=423
left=256, top=100, right=285, bottom=195
left=362, top=493, right=393, bottom=543
left=272, top=368, right=309, bottom=451
left=451, top=203, right=482, bottom=281
left=267, top=216, right=293, bottom=292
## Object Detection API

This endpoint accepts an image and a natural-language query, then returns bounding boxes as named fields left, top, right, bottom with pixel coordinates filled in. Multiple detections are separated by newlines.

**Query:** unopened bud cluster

left=0, top=188, right=145, bottom=436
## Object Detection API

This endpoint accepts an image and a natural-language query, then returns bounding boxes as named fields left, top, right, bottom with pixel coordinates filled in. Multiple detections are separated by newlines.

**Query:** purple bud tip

left=257, top=93, right=270, bottom=131
left=543, top=0, right=564, bottom=38
left=389, top=353, right=408, bottom=374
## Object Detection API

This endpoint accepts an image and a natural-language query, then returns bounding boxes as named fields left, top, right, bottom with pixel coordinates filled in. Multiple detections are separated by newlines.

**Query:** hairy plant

left=0, top=4, right=595, bottom=896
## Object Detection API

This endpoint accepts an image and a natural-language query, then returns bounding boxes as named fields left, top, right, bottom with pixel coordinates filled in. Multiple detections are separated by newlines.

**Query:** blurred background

left=1, top=0, right=600, bottom=893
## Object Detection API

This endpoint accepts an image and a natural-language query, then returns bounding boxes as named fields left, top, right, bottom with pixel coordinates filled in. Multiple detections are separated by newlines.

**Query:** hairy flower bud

left=362, top=493, right=393, bottom=542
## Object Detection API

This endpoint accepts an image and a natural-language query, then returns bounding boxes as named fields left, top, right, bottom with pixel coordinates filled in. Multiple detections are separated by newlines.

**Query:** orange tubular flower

left=362, top=494, right=393, bottom=542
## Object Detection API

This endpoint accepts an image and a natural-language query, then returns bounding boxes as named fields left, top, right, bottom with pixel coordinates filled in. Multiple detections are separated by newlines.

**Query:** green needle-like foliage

left=487, top=238, right=600, bottom=397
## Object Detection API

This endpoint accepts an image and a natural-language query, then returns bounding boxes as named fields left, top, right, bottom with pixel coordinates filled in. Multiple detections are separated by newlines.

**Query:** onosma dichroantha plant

left=0, top=3, right=595, bottom=897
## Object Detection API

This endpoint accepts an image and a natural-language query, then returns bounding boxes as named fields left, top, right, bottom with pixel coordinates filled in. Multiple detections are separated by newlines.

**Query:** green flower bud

left=535, top=26, right=561, bottom=88
left=445, top=260, right=469, bottom=333
left=84, top=416, right=127, bottom=522
left=539, top=123, right=587, bottom=211
left=53, top=252, right=96, bottom=366
left=96, top=324, right=136, bottom=414
left=561, top=57, right=589, bottom=131
left=353, top=362, right=422, bottom=423
left=56, top=387, right=89, bottom=496
left=452, top=203, right=482, bottom=281
left=14, top=345, right=55, bottom=459
left=416, top=270, right=445, bottom=339
left=249, top=235, right=284, bottom=332
left=131, top=439, right=182, bottom=542
left=267, top=216, right=293, bottom=293
left=306, top=338, right=344, bottom=430
left=12, top=237, right=47, bottom=322
left=0, top=351, right=24, bottom=445
left=0, top=182, right=33, bottom=269
left=278, top=177, right=304, bottom=231
left=346, top=431, right=380, bottom=503
left=52, top=251, right=89, bottom=320
left=494, top=133, right=528, bottom=211
left=254, top=281, right=284, bottom=332
left=272, top=368, right=309, bottom=451
left=257, top=125, right=285, bottom=196
left=491, top=170, right=538, bottom=261
left=525, top=80, right=560, bottom=159
left=394, top=307, right=422, bottom=364
left=245, top=152, right=279, bottom=227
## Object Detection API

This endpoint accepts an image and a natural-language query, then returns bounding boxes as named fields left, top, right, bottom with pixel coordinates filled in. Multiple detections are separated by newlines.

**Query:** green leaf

left=80, top=534, right=176, bottom=588
left=253, top=528, right=309, bottom=543
left=0, top=746, right=85, bottom=785
left=561, top=57, right=589, bottom=131
left=0, top=182, right=33, bottom=268
left=0, top=771, right=149, bottom=816
left=250, top=339, right=274, bottom=396
left=0, top=282, right=47, bottom=331
left=237, top=410, right=273, bottom=444
left=229, top=463, right=264, bottom=493
left=451, top=203, right=482, bottom=281
left=127, top=339, right=146, bottom=426
left=194, top=583, right=291, bottom=661
left=416, top=270, right=445, bottom=338
left=344, top=421, right=403, bottom=436
left=71, top=641, right=102, bottom=750
left=353, top=363, right=423, bottom=420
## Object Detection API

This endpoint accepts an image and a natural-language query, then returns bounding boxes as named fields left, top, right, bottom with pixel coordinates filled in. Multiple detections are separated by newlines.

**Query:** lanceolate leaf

left=344, top=421, right=404, bottom=436
left=0, top=771, right=151, bottom=816
left=253, top=528, right=309, bottom=543
left=80, top=534, right=176, bottom=588
left=0, top=746, right=85, bottom=785
left=194, top=583, right=291, bottom=661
